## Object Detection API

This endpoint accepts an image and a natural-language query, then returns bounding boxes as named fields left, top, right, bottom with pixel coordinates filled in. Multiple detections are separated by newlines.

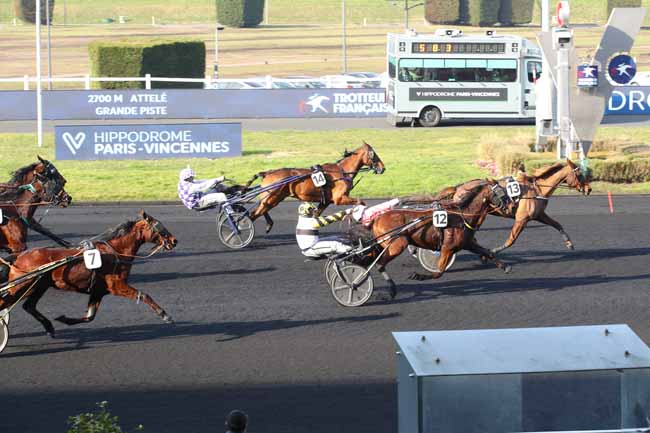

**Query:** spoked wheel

left=329, top=264, right=374, bottom=307
left=0, top=312, right=9, bottom=354
left=217, top=212, right=255, bottom=249
left=416, top=248, right=456, bottom=273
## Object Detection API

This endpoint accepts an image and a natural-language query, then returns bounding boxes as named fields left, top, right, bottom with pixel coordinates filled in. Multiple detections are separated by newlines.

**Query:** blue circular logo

left=607, top=54, right=636, bottom=85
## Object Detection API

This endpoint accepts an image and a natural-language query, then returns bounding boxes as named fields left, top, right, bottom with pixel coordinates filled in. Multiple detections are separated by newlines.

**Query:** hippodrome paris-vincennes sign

left=55, top=123, right=242, bottom=161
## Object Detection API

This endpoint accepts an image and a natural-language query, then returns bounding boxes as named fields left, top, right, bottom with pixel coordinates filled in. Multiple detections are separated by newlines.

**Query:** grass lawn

left=0, top=126, right=647, bottom=202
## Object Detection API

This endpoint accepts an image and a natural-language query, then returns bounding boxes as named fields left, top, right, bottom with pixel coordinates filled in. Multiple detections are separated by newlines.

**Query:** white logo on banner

left=62, top=132, right=86, bottom=155
left=305, top=94, right=330, bottom=113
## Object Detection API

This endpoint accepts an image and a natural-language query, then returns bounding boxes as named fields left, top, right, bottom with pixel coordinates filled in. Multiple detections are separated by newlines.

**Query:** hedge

left=88, top=40, right=206, bottom=90
left=498, top=0, right=534, bottom=25
left=466, top=0, right=499, bottom=26
left=216, top=0, right=264, bottom=28
left=606, top=0, right=642, bottom=20
left=14, top=0, right=54, bottom=24
left=424, top=0, right=461, bottom=24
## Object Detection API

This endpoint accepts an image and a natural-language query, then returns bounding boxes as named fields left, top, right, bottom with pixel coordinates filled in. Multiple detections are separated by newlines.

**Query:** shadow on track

left=130, top=266, right=276, bottom=283
left=374, top=273, right=650, bottom=306
left=6, top=313, right=400, bottom=357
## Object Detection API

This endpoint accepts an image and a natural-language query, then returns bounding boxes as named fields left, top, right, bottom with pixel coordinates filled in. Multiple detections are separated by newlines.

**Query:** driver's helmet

left=179, top=166, right=194, bottom=182
left=351, top=205, right=366, bottom=222
left=298, top=202, right=317, bottom=217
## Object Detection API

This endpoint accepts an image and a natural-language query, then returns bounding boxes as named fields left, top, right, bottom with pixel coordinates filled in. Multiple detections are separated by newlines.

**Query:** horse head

left=566, top=159, right=592, bottom=195
left=138, top=209, right=178, bottom=251
left=360, top=141, right=385, bottom=174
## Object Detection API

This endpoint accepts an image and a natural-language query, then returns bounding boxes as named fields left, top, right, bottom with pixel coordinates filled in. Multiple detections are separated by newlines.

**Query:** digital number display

left=412, top=42, right=506, bottom=54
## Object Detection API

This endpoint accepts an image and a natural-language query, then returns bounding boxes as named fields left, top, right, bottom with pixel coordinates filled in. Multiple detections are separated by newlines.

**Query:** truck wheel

left=419, top=106, right=442, bottom=127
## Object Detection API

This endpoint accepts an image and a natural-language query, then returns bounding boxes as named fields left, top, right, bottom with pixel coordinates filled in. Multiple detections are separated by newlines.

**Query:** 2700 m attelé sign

left=55, top=123, right=242, bottom=160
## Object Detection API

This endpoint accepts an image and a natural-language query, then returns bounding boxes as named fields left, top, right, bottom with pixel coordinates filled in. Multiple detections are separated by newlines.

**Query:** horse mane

left=533, top=162, right=564, bottom=178
left=9, top=162, right=40, bottom=184
left=455, top=181, right=488, bottom=209
left=96, top=220, right=137, bottom=241
left=0, top=185, right=23, bottom=202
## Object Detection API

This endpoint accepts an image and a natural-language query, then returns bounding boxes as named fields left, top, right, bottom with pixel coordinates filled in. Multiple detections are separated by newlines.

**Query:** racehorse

left=1, top=210, right=177, bottom=337
left=405, top=160, right=592, bottom=255
left=246, top=142, right=385, bottom=233
left=0, top=157, right=72, bottom=254
left=369, top=179, right=510, bottom=299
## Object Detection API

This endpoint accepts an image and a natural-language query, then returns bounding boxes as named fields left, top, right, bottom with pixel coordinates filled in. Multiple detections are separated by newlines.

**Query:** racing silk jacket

left=178, top=178, right=221, bottom=210
left=296, top=210, right=346, bottom=250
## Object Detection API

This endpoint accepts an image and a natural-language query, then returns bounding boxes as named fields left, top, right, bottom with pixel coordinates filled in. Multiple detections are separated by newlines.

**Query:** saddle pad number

left=83, top=249, right=102, bottom=270
left=506, top=181, right=521, bottom=198
left=311, top=172, right=327, bottom=188
left=432, top=210, right=448, bottom=228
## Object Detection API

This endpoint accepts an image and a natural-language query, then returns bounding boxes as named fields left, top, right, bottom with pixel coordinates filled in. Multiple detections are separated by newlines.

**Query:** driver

left=178, top=166, right=228, bottom=210
left=296, top=202, right=353, bottom=258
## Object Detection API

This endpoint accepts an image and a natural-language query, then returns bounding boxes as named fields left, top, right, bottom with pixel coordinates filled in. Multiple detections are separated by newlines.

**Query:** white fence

left=0, top=74, right=384, bottom=90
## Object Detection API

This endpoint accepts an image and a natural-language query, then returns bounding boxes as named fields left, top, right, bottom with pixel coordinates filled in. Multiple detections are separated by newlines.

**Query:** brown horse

left=1, top=210, right=177, bottom=337
left=0, top=157, right=72, bottom=254
left=247, top=142, right=385, bottom=233
left=369, top=179, right=510, bottom=299
left=406, top=160, right=592, bottom=255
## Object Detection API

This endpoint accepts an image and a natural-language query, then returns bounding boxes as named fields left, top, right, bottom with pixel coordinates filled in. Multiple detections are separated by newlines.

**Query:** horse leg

left=468, top=238, right=512, bottom=273
left=535, top=211, right=574, bottom=250
left=105, top=280, right=173, bottom=323
left=21, top=281, right=56, bottom=337
left=55, top=287, right=107, bottom=326
left=250, top=191, right=286, bottom=233
left=261, top=212, right=274, bottom=234
left=376, top=265, right=397, bottom=300
left=491, top=217, right=530, bottom=255
left=374, top=238, right=408, bottom=299
left=409, top=247, right=455, bottom=281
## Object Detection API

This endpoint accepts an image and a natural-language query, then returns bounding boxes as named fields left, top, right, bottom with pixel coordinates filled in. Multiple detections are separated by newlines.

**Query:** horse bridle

left=143, top=217, right=173, bottom=249
left=366, top=149, right=383, bottom=174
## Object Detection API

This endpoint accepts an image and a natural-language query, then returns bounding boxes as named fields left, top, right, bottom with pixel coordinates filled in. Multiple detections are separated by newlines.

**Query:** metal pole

left=405, top=0, right=409, bottom=29
left=265, top=0, right=269, bottom=25
left=46, top=0, right=52, bottom=90
left=557, top=42, right=571, bottom=159
left=342, top=0, right=347, bottom=73
left=535, top=0, right=552, bottom=152
left=541, top=0, right=549, bottom=32
left=214, top=27, right=219, bottom=78
left=36, top=0, right=43, bottom=147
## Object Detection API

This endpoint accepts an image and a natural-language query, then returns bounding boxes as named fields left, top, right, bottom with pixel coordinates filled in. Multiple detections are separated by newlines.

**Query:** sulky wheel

left=324, top=259, right=350, bottom=286
left=416, top=248, right=456, bottom=273
left=329, top=263, right=374, bottom=307
left=217, top=212, right=255, bottom=249
left=0, top=312, right=9, bottom=354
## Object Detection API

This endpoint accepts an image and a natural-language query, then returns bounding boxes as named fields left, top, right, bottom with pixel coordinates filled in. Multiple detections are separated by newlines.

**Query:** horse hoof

left=566, top=242, right=575, bottom=251
left=46, top=330, right=56, bottom=338
left=504, top=265, right=513, bottom=274
left=162, top=314, right=175, bottom=324
left=265, top=225, right=273, bottom=234
left=389, top=286, right=397, bottom=300
left=480, top=255, right=489, bottom=264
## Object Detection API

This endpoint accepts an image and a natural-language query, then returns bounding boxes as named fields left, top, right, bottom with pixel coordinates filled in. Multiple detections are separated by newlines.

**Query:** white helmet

left=179, top=166, right=194, bottom=181
left=298, top=202, right=317, bottom=216
left=351, top=205, right=366, bottom=222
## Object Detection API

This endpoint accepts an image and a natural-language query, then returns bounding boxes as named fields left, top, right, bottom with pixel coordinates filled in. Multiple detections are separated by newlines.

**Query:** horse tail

left=244, top=171, right=269, bottom=188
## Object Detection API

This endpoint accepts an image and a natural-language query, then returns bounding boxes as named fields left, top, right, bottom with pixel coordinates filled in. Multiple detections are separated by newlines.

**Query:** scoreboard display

left=412, top=42, right=506, bottom=54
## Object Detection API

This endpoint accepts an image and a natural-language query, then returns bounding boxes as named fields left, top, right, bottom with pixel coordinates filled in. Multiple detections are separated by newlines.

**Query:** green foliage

left=498, top=0, right=535, bottom=25
left=13, top=0, right=54, bottom=24
left=590, top=157, right=650, bottom=182
left=606, top=0, right=642, bottom=20
left=216, top=0, right=264, bottom=28
left=67, top=401, right=143, bottom=433
left=88, top=40, right=205, bottom=89
left=466, top=0, right=499, bottom=26
left=424, top=0, right=461, bottom=24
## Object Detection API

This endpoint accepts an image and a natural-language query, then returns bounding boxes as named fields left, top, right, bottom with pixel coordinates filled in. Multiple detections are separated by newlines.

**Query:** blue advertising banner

left=606, top=88, right=650, bottom=115
left=0, top=89, right=387, bottom=121
left=55, top=123, right=242, bottom=160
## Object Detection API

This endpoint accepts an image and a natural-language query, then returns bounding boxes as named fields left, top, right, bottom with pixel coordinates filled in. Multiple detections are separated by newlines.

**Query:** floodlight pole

left=342, top=0, right=347, bottom=73
left=404, top=0, right=424, bottom=30
left=46, top=0, right=52, bottom=90
left=214, top=25, right=225, bottom=78
left=36, top=0, right=43, bottom=147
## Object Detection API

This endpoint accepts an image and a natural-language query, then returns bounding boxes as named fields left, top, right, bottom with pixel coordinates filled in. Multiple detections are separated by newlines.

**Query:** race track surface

left=1, top=197, right=649, bottom=433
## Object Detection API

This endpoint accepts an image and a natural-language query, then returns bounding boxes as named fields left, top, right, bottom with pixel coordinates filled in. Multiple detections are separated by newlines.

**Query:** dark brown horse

left=1, top=210, right=177, bottom=337
left=370, top=180, right=510, bottom=299
left=247, top=142, right=385, bottom=233
left=0, top=157, right=72, bottom=254
left=424, top=160, right=591, bottom=255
